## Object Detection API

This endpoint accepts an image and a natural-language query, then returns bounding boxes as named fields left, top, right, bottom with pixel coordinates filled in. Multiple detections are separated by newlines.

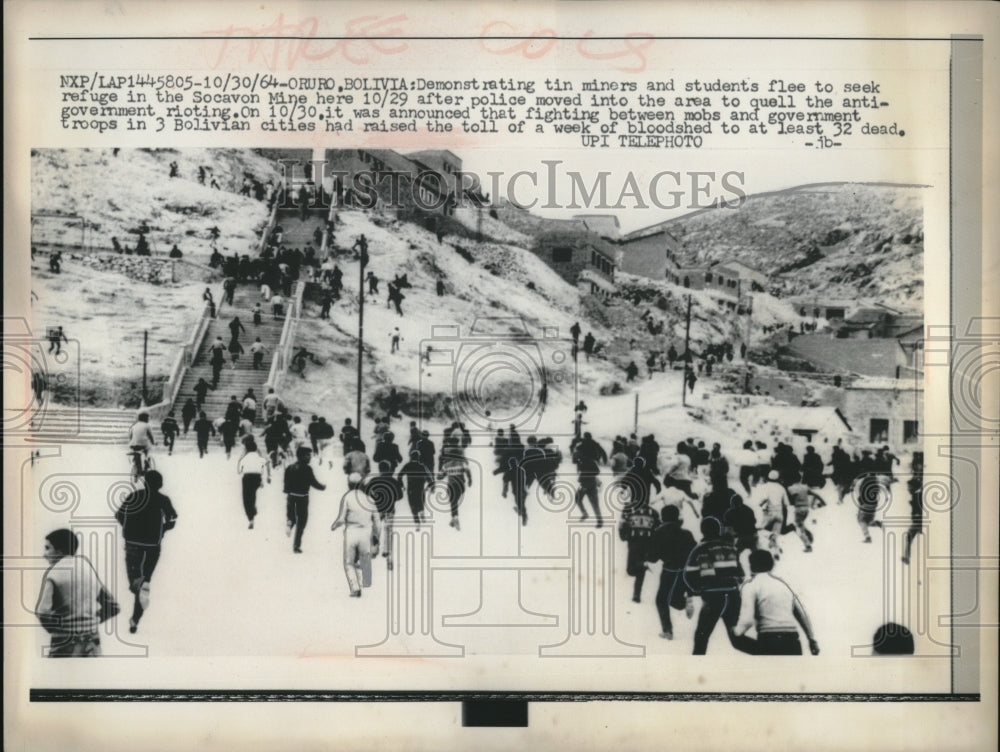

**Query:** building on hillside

left=666, top=262, right=742, bottom=299
left=320, top=148, right=463, bottom=216
left=526, top=219, right=622, bottom=296
left=715, top=260, right=769, bottom=291
left=786, top=334, right=917, bottom=378
left=406, top=149, right=473, bottom=211
left=788, top=298, right=855, bottom=320
left=838, top=380, right=923, bottom=447
left=826, top=308, right=924, bottom=369
left=617, top=226, right=681, bottom=280
left=573, top=214, right=620, bottom=240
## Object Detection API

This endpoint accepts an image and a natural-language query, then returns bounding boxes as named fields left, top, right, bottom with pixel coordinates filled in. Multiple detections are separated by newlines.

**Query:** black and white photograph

left=4, top=2, right=996, bottom=751
left=22, top=145, right=932, bottom=663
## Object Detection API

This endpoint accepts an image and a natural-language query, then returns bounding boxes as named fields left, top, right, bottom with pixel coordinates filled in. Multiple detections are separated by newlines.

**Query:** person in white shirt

left=735, top=549, right=820, bottom=655
left=262, top=388, right=283, bottom=422
left=127, top=412, right=156, bottom=453
left=249, top=339, right=268, bottom=371
left=237, top=437, right=271, bottom=529
left=652, top=485, right=701, bottom=525
left=662, top=442, right=698, bottom=500
left=752, top=470, right=790, bottom=559
left=35, top=528, right=118, bottom=657
left=735, top=440, right=759, bottom=494
left=289, top=416, right=308, bottom=453
left=331, top=473, right=383, bottom=597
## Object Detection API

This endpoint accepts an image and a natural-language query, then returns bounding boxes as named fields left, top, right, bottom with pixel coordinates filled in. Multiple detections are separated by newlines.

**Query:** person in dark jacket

left=397, top=450, right=435, bottom=524
left=638, top=434, right=661, bottom=475
left=573, top=433, right=607, bottom=525
left=801, top=445, right=826, bottom=490
left=209, top=338, right=226, bottom=388
left=723, top=494, right=758, bottom=554
left=193, top=411, right=215, bottom=458
left=708, top=443, right=729, bottom=486
left=618, top=500, right=660, bottom=603
left=283, top=446, right=326, bottom=553
left=367, top=460, right=404, bottom=566
left=648, top=505, right=697, bottom=640
left=160, top=411, right=180, bottom=455
left=220, top=417, right=239, bottom=459
left=506, top=454, right=529, bottom=526
left=373, top=431, right=403, bottom=473
left=417, top=430, right=436, bottom=471
left=684, top=517, right=754, bottom=655
left=181, top=398, right=197, bottom=435
left=829, top=441, right=855, bottom=503
left=701, top=475, right=742, bottom=528
left=307, top=415, right=322, bottom=454
left=194, top=376, right=213, bottom=409
left=115, top=470, right=177, bottom=633
left=901, top=452, right=924, bottom=565
left=339, top=418, right=359, bottom=455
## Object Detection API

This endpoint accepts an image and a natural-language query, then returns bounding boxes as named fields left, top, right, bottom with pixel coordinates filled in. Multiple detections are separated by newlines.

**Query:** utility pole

left=357, top=250, right=365, bottom=434
left=743, top=288, right=753, bottom=394
left=141, top=330, right=148, bottom=406
left=681, top=294, right=692, bottom=407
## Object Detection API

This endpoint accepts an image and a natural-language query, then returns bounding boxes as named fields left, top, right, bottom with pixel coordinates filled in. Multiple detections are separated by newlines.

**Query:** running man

left=618, top=498, right=660, bottom=603
left=901, top=452, right=924, bottom=565
left=753, top=470, right=790, bottom=560
left=160, top=411, right=179, bottom=456
left=283, top=446, right=326, bottom=553
left=249, top=338, right=267, bottom=370
left=786, top=475, right=824, bottom=553
left=734, top=550, right=820, bottom=656
left=439, top=436, right=472, bottom=530
left=683, top=517, right=755, bottom=656
left=237, top=437, right=270, bottom=529
left=648, top=506, right=697, bottom=640
left=114, top=471, right=177, bottom=634
left=35, top=529, right=119, bottom=657
left=331, top=473, right=383, bottom=597
left=572, top=432, right=607, bottom=526
left=397, top=450, right=434, bottom=525
left=193, top=411, right=215, bottom=458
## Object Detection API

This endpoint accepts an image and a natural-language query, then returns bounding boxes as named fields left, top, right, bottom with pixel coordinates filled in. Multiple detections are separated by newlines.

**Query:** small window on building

left=903, top=420, right=919, bottom=444
left=553, top=247, right=573, bottom=263
left=683, top=276, right=690, bottom=288
left=705, top=273, right=713, bottom=284
left=869, top=418, right=889, bottom=444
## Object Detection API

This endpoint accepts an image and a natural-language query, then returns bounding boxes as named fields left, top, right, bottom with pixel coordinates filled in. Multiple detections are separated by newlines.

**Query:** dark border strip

left=30, top=690, right=981, bottom=702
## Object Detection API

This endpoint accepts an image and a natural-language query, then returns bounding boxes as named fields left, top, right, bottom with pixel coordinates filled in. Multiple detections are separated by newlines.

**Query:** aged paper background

left=4, top=1, right=997, bottom=750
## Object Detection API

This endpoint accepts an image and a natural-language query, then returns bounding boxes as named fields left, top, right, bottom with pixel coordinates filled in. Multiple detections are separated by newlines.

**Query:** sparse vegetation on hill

left=661, top=183, right=924, bottom=312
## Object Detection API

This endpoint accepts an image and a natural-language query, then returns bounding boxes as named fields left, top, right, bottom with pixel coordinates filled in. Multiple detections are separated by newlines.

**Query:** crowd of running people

left=112, top=394, right=924, bottom=657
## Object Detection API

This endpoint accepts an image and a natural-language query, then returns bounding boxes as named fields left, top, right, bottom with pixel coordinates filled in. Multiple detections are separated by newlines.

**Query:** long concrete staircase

left=26, top=407, right=136, bottom=445
left=171, top=287, right=285, bottom=421
left=169, top=208, right=326, bottom=420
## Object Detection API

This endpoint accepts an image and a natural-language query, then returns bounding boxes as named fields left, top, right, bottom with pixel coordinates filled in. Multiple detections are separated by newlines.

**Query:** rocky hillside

left=660, top=183, right=925, bottom=313
left=31, top=148, right=281, bottom=263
